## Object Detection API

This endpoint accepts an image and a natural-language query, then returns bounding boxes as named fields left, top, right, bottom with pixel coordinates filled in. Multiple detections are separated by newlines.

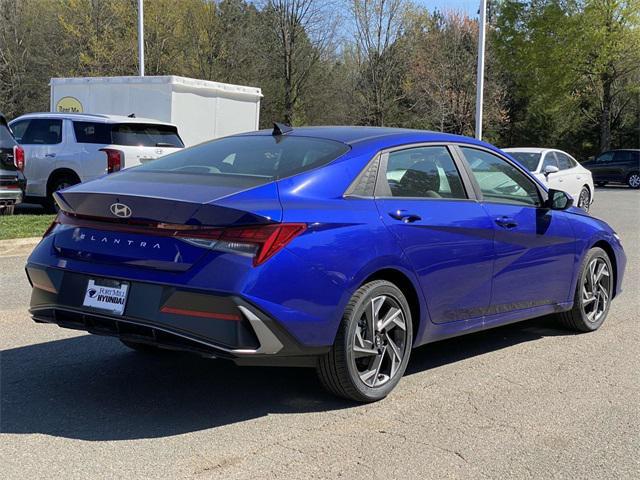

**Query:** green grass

left=0, top=214, right=56, bottom=240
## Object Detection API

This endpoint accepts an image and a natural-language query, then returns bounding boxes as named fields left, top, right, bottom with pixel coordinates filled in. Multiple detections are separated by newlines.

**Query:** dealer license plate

left=82, top=278, right=129, bottom=315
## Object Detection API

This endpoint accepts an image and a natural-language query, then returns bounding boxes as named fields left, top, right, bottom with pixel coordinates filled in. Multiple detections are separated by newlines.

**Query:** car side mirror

left=543, top=165, right=559, bottom=177
left=545, top=189, right=573, bottom=210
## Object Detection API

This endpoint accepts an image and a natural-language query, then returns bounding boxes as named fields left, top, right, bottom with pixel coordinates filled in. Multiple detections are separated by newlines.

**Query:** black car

left=582, top=149, right=640, bottom=189
left=0, top=113, right=26, bottom=214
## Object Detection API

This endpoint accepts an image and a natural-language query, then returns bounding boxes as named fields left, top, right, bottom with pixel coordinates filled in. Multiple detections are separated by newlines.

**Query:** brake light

left=100, top=148, right=123, bottom=173
left=181, top=223, right=307, bottom=266
left=13, top=145, right=24, bottom=171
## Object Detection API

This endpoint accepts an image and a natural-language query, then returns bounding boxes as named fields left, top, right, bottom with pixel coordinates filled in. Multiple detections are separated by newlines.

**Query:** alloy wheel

left=581, top=257, right=611, bottom=323
left=577, top=188, right=590, bottom=212
left=628, top=174, right=640, bottom=188
left=351, top=295, right=408, bottom=388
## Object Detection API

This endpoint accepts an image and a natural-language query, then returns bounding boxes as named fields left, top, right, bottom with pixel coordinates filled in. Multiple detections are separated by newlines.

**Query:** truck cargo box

left=50, top=76, right=262, bottom=147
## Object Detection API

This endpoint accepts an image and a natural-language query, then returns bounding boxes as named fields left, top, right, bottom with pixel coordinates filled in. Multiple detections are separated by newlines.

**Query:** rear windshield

left=508, top=152, right=541, bottom=172
left=135, top=135, right=350, bottom=180
left=0, top=124, right=17, bottom=148
left=73, top=121, right=184, bottom=148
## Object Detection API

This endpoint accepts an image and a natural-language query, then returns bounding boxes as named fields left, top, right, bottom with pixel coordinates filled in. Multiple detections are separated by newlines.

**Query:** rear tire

left=45, top=173, right=79, bottom=213
left=558, top=247, right=613, bottom=332
left=627, top=172, right=640, bottom=189
left=317, top=280, right=413, bottom=402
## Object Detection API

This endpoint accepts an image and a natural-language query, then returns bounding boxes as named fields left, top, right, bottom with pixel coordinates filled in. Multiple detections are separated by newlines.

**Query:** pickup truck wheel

left=45, top=174, right=79, bottom=213
left=627, top=172, right=640, bottom=189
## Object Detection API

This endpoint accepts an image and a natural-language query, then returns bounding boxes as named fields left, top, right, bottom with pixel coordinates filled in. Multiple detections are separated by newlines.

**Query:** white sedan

left=503, top=147, right=594, bottom=211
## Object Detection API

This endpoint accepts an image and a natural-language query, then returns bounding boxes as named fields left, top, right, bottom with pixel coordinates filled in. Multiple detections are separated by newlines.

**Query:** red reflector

left=13, top=145, right=25, bottom=171
left=160, top=305, right=242, bottom=321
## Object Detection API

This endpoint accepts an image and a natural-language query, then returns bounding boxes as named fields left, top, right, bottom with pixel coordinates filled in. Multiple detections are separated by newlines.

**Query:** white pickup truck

left=9, top=112, right=184, bottom=211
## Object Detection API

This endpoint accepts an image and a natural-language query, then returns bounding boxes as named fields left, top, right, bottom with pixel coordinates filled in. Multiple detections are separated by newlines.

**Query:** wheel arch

left=47, top=168, right=81, bottom=195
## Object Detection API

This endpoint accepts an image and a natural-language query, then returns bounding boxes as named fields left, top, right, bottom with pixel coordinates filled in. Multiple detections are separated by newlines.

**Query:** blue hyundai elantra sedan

left=26, top=126, right=626, bottom=402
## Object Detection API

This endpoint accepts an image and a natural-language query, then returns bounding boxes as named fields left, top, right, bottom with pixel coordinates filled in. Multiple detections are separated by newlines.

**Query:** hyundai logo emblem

left=110, top=203, right=132, bottom=218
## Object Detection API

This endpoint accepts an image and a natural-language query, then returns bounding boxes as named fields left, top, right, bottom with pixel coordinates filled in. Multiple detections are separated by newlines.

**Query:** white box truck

left=50, top=75, right=262, bottom=146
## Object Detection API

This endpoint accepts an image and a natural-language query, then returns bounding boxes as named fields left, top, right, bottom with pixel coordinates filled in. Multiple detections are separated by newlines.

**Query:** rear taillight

left=13, top=145, right=24, bottom=171
left=100, top=148, right=123, bottom=173
left=55, top=212, right=306, bottom=267
left=181, top=223, right=307, bottom=266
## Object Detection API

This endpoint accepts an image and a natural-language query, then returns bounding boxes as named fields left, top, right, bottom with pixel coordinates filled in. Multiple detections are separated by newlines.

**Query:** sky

left=414, top=0, right=479, bottom=17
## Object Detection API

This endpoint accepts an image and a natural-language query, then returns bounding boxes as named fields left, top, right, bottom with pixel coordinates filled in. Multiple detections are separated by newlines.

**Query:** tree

left=404, top=9, right=508, bottom=138
left=262, top=0, right=338, bottom=124
left=350, top=0, right=408, bottom=126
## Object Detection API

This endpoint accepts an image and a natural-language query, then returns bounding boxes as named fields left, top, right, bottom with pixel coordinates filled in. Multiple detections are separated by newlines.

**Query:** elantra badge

left=110, top=203, right=132, bottom=218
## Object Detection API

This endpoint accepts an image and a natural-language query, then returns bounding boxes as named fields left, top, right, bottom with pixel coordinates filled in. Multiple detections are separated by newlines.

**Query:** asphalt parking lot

left=1, top=187, right=638, bottom=479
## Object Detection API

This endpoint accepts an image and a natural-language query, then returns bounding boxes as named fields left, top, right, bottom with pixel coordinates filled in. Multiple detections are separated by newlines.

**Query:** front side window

left=383, top=146, right=467, bottom=199
left=461, top=147, right=541, bottom=207
left=508, top=152, right=541, bottom=172
left=541, top=152, right=559, bottom=170
left=135, top=135, right=349, bottom=181
left=19, top=119, right=62, bottom=145
left=555, top=152, right=573, bottom=170
left=596, top=152, right=614, bottom=163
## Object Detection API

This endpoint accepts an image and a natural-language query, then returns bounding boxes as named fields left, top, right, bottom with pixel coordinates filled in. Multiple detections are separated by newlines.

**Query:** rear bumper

left=26, top=264, right=328, bottom=366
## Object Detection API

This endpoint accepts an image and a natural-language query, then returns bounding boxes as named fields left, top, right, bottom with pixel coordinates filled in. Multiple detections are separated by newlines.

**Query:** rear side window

left=383, top=146, right=467, bottom=199
left=20, top=119, right=62, bottom=145
left=614, top=151, right=639, bottom=163
left=136, top=135, right=349, bottom=180
left=73, top=122, right=111, bottom=144
left=111, top=123, right=184, bottom=148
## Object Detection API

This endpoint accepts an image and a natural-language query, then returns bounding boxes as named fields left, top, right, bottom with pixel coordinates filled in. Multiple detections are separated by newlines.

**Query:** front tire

left=317, top=280, right=413, bottom=402
left=627, top=172, right=640, bottom=189
left=577, top=187, right=591, bottom=212
left=558, top=247, right=613, bottom=332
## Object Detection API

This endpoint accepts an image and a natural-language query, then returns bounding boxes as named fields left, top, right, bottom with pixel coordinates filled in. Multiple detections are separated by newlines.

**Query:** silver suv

left=10, top=113, right=184, bottom=211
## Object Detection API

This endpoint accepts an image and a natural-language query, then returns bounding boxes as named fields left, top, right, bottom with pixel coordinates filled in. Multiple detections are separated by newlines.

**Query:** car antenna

left=272, top=122, right=292, bottom=136
left=128, top=113, right=136, bottom=118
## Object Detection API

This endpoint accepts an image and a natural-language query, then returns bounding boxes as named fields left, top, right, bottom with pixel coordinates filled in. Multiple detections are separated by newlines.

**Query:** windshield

left=507, top=152, right=541, bottom=172
left=136, top=135, right=350, bottom=180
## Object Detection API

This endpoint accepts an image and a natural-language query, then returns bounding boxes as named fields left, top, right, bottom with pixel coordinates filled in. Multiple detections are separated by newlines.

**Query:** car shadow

left=1, top=315, right=572, bottom=441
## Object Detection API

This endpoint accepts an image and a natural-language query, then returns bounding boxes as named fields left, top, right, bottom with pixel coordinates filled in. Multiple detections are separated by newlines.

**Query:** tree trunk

left=599, top=72, right=612, bottom=152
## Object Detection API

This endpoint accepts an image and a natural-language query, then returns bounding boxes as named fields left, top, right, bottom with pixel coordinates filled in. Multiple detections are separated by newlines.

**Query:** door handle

left=44, top=153, right=56, bottom=158
left=388, top=210, right=422, bottom=223
left=495, top=216, right=518, bottom=229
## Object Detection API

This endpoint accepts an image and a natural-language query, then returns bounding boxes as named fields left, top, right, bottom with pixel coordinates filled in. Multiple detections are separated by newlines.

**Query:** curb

left=0, top=236, right=41, bottom=258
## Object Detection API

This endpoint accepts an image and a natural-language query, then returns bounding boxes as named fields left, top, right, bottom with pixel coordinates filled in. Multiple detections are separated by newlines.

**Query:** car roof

left=237, top=126, right=492, bottom=149
left=503, top=147, right=552, bottom=154
left=9, top=112, right=176, bottom=127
